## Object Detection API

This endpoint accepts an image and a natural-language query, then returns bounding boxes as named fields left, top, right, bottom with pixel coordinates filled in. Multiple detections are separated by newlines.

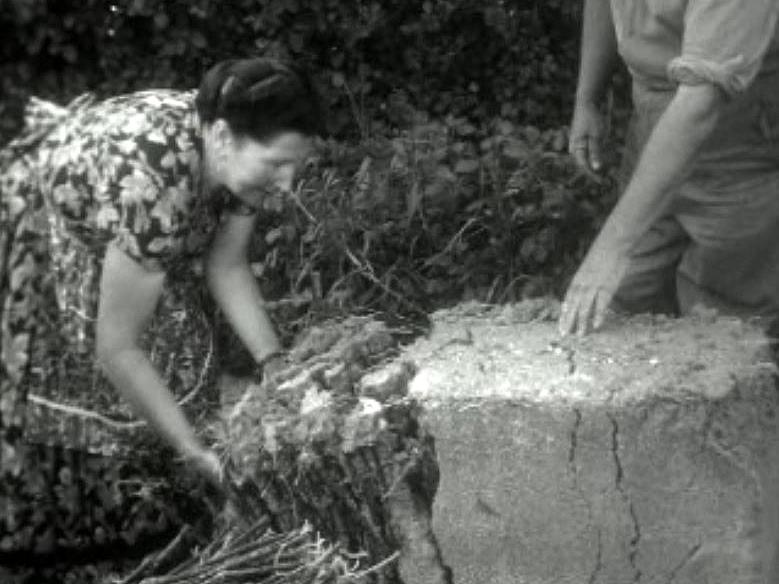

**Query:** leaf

left=62, top=45, right=78, bottom=63
left=456, top=122, right=476, bottom=136
left=191, top=32, right=207, bottom=49
left=496, top=119, right=514, bottom=135
left=551, top=129, right=568, bottom=152
left=454, top=159, right=479, bottom=174
left=265, top=227, right=283, bottom=245
left=288, top=31, right=304, bottom=53
left=520, top=237, right=536, bottom=261
left=282, top=224, right=297, bottom=242
left=435, top=164, right=456, bottom=183
left=405, top=181, right=422, bottom=222
left=329, top=51, right=345, bottom=69
left=503, top=139, right=530, bottom=160
left=302, top=225, right=317, bottom=243
left=154, top=12, right=169, bottom=29
left=331, top=72, right=345, bottom=88
left=130, top=0, right=146, bottom=15
left=524, top=125, right=542, bottom=144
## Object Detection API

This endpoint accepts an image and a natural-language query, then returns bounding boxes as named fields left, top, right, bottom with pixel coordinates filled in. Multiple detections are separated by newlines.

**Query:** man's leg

left=675, top=170, right=779, bottom=320
left=611, top=214, right=689, bottom=315
left=609, top=100, right=690, bottom=315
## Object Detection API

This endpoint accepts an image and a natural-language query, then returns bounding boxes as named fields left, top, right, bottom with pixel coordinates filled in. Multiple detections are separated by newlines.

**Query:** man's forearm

left=602, top=85, right=724, bottom=252
left=576, top=0, right=619, bottom=104
left=207, top=262, right=281, bottom=363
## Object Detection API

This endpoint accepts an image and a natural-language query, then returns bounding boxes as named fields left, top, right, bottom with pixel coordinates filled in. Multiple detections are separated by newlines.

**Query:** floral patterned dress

left=0, top=90, right=254, bottom=569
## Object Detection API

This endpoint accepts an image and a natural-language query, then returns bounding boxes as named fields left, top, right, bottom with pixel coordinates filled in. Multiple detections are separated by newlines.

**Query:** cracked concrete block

left=403, top=302, right=779, bottom=584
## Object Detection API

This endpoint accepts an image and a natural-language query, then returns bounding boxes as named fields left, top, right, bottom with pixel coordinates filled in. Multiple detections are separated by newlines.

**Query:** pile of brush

left=113, top=315, right=450, bottom=584
left=115, top=515, right=393, bottom=584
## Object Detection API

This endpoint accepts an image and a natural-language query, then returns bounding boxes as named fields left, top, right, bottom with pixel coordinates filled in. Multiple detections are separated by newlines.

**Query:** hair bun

left=218, top=59, right=299, bottom=103
left=196, top=57, right=322, bottom=139
left=245, top=73, right=300, bottom=102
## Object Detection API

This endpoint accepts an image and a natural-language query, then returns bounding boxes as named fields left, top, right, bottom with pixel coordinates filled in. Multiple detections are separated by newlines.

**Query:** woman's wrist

left=176, top=434, right=205, bottom=459
left=253, top=347, right=285, bottom=366
left=253, top=347, right=291, bottom=382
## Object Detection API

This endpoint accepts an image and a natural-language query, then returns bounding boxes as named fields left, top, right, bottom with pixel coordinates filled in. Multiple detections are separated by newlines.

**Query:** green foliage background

left=1, top=0, right=583, bottom=136
left=1, top=0, right=628, bottom=323
left=0, top=3, right=632, bottom=573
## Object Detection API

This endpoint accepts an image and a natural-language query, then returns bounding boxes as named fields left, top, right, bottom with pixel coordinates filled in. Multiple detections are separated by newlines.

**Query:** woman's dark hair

left=195, top=57, right=323, bottom=141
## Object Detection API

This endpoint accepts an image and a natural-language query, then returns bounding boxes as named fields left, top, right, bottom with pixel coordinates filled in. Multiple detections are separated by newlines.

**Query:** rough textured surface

left=214, top=315, right=451, bottom=584
left=403, top=300, right=779, bottom=584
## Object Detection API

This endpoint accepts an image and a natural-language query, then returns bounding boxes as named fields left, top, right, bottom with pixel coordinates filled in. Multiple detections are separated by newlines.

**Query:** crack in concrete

left=548, top=340, right=576, bottom=375
left=568, top=408, right=582, bottom=466
left=699, top=407, right=714, bottom=452
left=566, top=345, right=576, bottom=375
left=430, top=327, right=474, bottom=359
left=699, top=403, right=762, bottom=502
left=667, top=541, right=701, bottom=583
left=588, top=528, right=603, bottom=584
left=568, top=409, right=602, bottom=584
left=609, top=413, right=642, bottom=583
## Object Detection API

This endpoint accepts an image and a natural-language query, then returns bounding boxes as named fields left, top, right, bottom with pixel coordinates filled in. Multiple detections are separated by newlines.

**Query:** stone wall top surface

left=404, top=301, right=774, bottom=406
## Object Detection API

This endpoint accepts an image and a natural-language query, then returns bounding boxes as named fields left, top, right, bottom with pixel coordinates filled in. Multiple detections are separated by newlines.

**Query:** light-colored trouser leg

left=612, top=81, right=779, bottom=320
left=613, top=161, right=779, bottom=320
left=611, top=105, right=689, bottom=316
left=674, top=171, right=779, bottom=319
left=612, top=213, right=688, bottom=316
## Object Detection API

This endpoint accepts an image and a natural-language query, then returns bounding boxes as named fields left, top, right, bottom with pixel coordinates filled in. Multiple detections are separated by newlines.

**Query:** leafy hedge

left=1, top=3, right=633, bottom=574
left=250, top=119, right=621, bottom=328
left=1, top=0, right=585, bottom=140
left=1, top=0, right=629, bottom=326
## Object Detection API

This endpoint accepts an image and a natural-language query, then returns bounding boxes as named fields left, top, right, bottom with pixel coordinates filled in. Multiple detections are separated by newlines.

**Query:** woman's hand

left=183, top=445, right=224, bottom=489
left=569, top=100, right=607, bottom=178
left=559, top=235, right=629, bottom=336
left=258, top=350, right=290, bottom=380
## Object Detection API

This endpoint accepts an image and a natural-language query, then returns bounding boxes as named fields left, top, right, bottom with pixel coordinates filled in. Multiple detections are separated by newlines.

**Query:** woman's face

left=207, top=122, right=311, bottom=206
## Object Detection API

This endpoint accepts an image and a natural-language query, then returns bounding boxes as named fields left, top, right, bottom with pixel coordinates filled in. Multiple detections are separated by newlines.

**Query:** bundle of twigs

left=112, top=315, right=444, bottom=584
left=116, top=513, right=397, bottom=584
left=216, top=317, right=434, bottom=567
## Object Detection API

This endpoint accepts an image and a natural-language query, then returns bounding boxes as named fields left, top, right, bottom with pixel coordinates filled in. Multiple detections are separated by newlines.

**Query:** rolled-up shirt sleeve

left=668, top=0, right=779, bottom=96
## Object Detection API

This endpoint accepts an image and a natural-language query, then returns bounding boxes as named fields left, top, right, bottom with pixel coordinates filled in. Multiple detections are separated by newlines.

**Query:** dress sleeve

left=100, top=100, right=198, bottom=270
left=109, top=171, right=179, bottom=272
left=668, top=0, right=779, bottom=96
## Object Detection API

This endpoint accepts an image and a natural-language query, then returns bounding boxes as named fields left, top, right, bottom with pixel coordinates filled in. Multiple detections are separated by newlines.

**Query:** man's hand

left=569, top=101, right=607, bottom=179
left=562, top=84, right=724, bottom=337
left=559, top=236, right=629, bottom=336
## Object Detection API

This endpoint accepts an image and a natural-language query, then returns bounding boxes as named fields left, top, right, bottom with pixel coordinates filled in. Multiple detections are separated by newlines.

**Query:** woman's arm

left=560, top=83, right=725, bottom=335
left=206, top=212, right=281, bottom=365
left=96, top=244, right=213, bottom=465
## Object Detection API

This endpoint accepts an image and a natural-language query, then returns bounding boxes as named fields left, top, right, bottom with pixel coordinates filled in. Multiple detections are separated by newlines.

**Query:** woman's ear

left=211, top=119, right=233, bottom=153
left=203, top=120, right=233, bottom=185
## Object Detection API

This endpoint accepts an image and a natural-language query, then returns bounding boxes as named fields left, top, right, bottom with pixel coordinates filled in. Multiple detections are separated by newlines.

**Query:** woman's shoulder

left=43, top=88, right=201, bottom=170
left=40, top=88, right=204, bottom=261
left=64, top=89, right=198, bottom=138
left=95, top=89, right=197, bottom=118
